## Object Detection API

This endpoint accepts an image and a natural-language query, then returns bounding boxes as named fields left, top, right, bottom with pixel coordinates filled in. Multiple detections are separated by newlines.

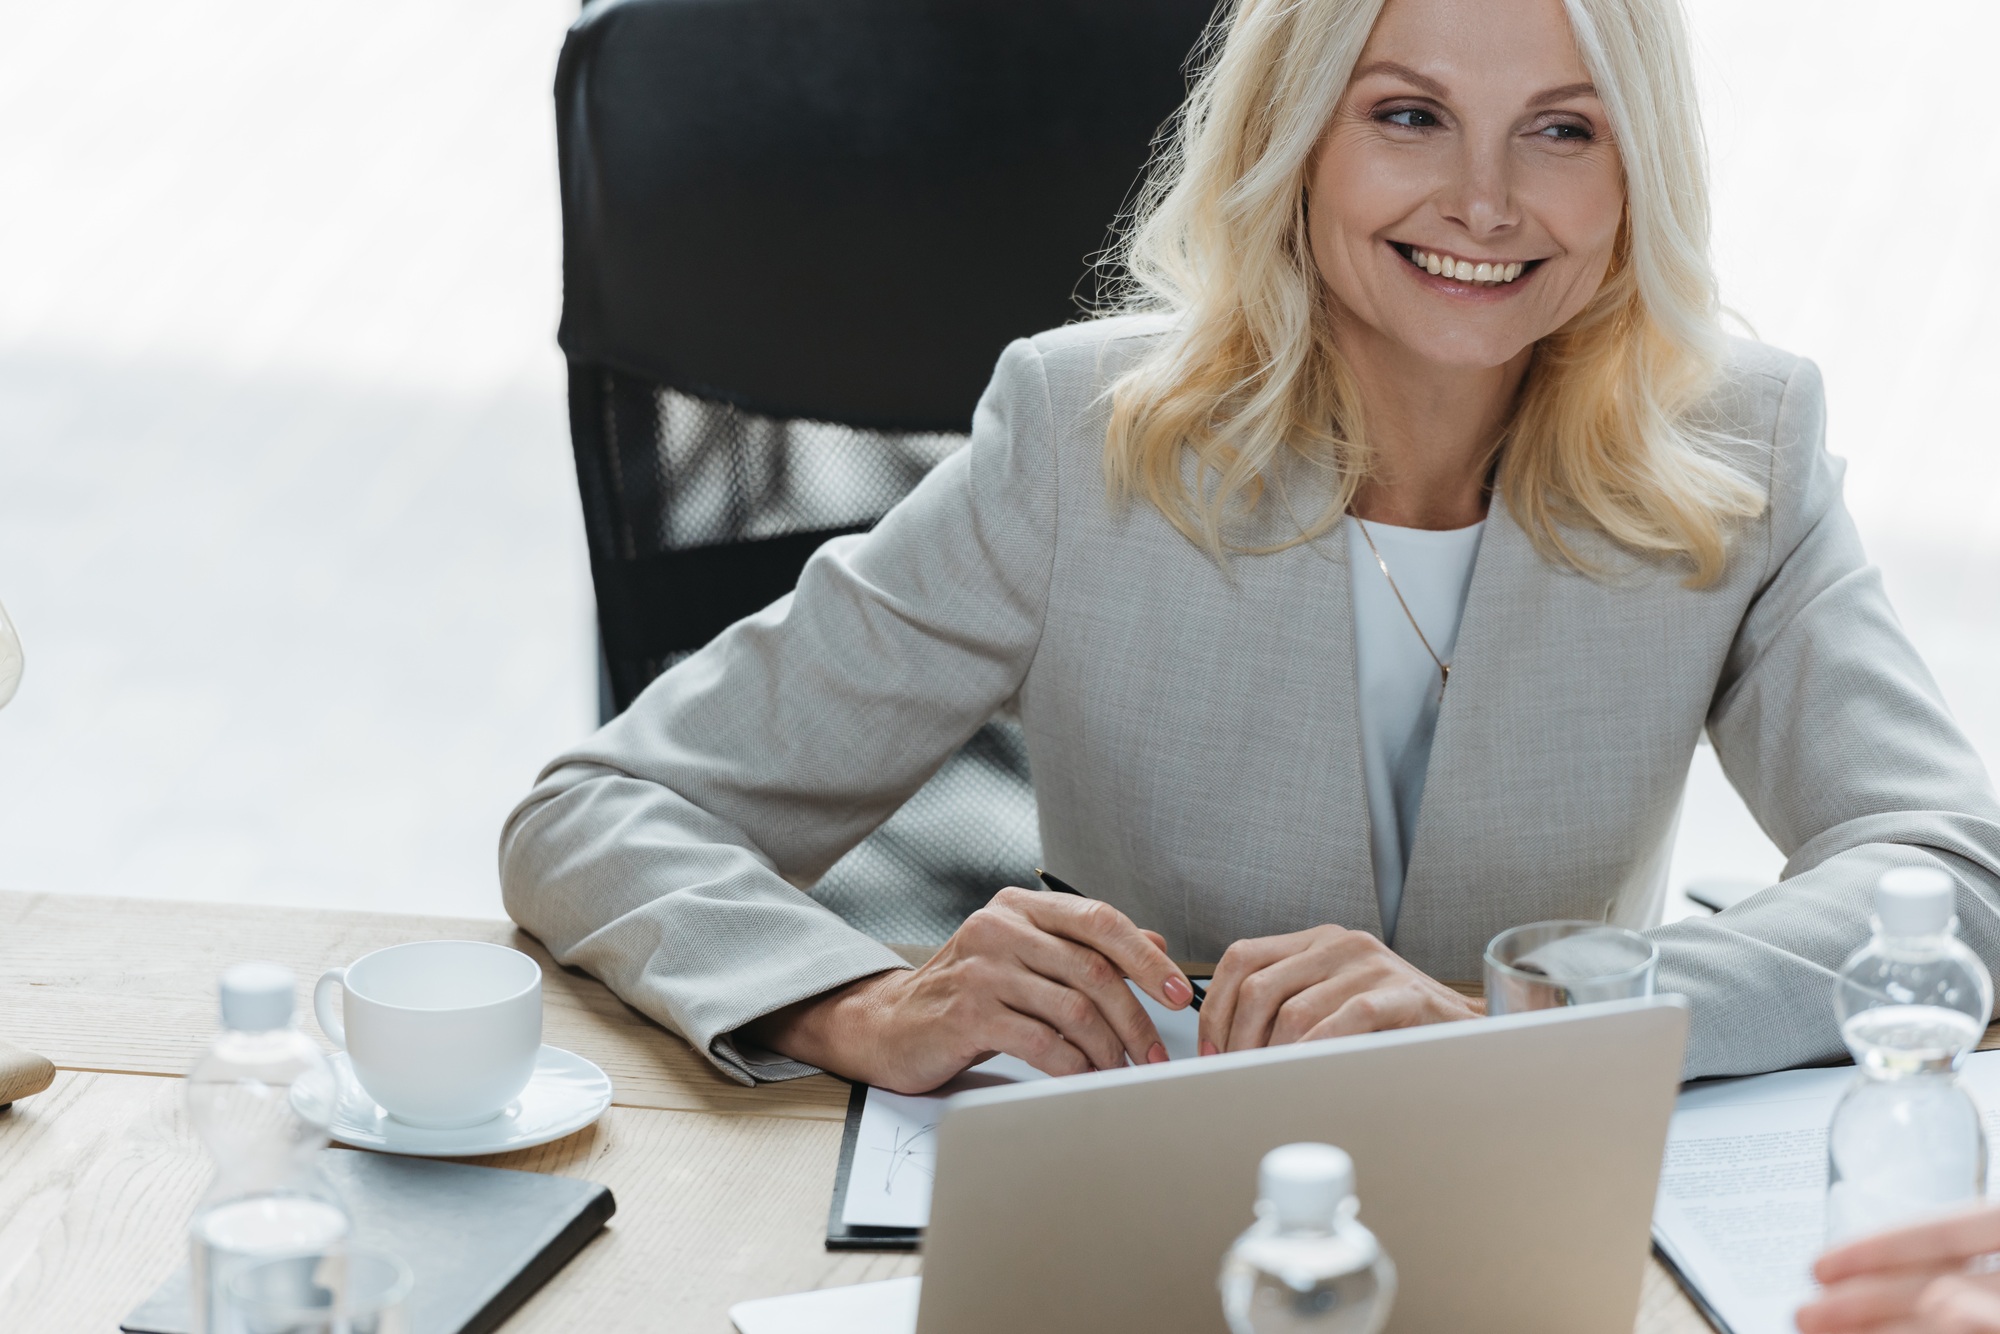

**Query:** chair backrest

left=555, top=0, right=1219, bottom=711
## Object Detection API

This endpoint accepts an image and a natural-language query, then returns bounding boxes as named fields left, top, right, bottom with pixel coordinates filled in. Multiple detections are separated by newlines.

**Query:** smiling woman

left=1108, top=0, right=1761, bottom=573
left=501, top=0, right=2000, bottom=1095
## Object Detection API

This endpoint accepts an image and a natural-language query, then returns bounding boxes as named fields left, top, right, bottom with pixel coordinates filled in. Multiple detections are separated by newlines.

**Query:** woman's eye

left=1381, top=108, right=1440, bottom=129
left=1537, top=121, right=1593, bottom=142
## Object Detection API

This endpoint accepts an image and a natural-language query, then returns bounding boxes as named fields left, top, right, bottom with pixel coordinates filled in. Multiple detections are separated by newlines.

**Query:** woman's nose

left=1437, top=135, right=1520, bottom=239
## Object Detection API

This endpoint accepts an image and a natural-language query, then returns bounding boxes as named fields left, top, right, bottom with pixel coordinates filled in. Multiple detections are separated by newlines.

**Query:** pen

left=1034, top=868, right=1204, bottom=1013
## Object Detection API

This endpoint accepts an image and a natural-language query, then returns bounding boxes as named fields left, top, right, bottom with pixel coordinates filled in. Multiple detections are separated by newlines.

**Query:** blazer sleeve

left=1650, top=356, right=2000, bottom=1078
left=499, top=339, right=1060, bottom=1084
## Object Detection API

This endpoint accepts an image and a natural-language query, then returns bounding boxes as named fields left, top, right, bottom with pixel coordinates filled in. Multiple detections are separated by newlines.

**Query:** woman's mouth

left=1390, top=242, right=1542, bottom=287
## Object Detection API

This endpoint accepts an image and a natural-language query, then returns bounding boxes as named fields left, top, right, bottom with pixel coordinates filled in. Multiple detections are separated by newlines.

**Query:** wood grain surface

left=0, top=890, right=1788, bottom=1333
left=0, top=890, right=851, bottom=1121
left=0, top=1068, right=1700, bottom=1334
left=0, top=1071, right=917, bottom=1334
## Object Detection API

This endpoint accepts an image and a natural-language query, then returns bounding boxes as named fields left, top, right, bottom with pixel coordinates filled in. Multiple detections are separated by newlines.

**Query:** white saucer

left=326, top=1045, right=612, bottom=1157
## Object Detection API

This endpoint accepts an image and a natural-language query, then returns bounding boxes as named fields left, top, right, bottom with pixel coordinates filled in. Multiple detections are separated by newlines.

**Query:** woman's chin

left=1374, top=323, right=1541, bottom=377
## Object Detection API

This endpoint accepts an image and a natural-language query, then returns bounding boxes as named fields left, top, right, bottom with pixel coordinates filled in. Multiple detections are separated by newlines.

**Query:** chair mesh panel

left=812, top=712, right=1039, bottom=945
left=578, top=368, right=1041, bottom=944
left=648, top=389, right=964, bottom=548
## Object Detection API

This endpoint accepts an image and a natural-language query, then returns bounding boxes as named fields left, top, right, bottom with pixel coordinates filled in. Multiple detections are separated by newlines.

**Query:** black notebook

left=825, top=1080, right=921, bottom=1252
left=123, top=1148, right=615, bottom=1334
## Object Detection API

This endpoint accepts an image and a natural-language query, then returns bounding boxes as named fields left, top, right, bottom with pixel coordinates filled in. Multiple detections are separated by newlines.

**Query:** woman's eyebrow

left=1349, top=63, right=1597, bottom=111
left=1349, top=60, right=1449, bottom=98
left=1528, top=81, right=1599, bottom=107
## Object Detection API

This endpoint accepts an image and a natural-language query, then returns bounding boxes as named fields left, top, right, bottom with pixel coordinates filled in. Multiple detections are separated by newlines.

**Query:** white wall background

left=1664, top=0, right=2000, bottom=914
left=0, top=0, right=593, bottom=916
left=0, top=0, right=1993, bottom=920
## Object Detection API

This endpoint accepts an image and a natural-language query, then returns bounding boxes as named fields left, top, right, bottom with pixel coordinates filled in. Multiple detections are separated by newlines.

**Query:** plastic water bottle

left=188, top=963, right=351, bottom=1333
left=1826, top=867, right=1995, bottom=1244
left=1219, top=1143, right=1396, bottom=1334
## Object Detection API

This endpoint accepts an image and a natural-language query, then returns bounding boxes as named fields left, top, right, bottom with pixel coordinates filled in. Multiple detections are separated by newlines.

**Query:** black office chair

left=554, top=0, right=1218, bottom=943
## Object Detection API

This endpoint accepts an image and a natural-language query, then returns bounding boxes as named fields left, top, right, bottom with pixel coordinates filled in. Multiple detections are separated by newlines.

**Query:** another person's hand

left=743, top=886, right=1195, bottom=1094
left=1799, top=1208, right=2000, bottom=1333
left=1196, top=924, right=1481, bottom=1056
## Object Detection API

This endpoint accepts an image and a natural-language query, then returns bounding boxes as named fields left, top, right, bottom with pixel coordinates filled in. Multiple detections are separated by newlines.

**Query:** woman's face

left=1307, top=0, right=1627, bottom=374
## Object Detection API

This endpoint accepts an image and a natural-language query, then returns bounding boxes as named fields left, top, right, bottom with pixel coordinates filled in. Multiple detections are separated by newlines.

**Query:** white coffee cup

left=313, top=940, right=543, bottom=1129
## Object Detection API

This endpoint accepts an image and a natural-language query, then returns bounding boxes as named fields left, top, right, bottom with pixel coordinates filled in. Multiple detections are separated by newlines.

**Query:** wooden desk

left=0, top=891, right=1712, bottom=1332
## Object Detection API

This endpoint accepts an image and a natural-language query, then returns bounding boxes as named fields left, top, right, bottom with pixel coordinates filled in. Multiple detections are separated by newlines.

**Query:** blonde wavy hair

left=1103, top=0, right=1765, bottom=584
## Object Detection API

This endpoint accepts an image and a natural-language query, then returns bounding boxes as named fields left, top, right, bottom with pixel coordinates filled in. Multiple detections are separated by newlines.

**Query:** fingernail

left=1147, top=1043, right=1168, bottom=1064
left=1199, top=1040, right=1218, bottom=1057
left=1163, top=975, right=1192, bottom=1006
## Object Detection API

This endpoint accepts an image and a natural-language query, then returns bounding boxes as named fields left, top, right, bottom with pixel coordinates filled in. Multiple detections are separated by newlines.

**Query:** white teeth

left=1404, top=247, right=1530, bottom=286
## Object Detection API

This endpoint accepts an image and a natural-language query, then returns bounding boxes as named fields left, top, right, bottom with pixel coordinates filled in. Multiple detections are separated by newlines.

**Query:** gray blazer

left=501, top=315, right=2000, bottom=1085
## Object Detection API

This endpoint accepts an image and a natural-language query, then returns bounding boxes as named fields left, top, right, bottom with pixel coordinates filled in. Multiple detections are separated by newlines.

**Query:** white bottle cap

left=1258, top=1142, right=1355, bottom=1231
left=219, top=962, right=296, bottom=1032
left=1877, top=867, right=1954, bottom=937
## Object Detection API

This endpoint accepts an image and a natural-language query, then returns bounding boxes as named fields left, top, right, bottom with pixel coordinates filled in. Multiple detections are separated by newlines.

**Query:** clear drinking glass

left=226, top=1248, right=411, bottom=1334
left=1483, top=921, right=1658, bottom=1016
left=222, top=1252, right=340, bottom=1334
left=343, top=1251, right=412, bottom=1334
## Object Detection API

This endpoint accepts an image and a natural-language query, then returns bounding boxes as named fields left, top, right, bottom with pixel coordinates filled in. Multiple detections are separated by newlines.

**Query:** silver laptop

left=917, top=995, right=1688, bottom=1334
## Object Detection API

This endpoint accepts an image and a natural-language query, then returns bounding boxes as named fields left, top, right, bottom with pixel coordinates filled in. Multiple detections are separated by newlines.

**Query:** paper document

left=1654, top=1049, right=2000, bottom=1334
left=840, top=982, right=1203, bottom=1230
left=728, top=1276, right=921, bottom=1334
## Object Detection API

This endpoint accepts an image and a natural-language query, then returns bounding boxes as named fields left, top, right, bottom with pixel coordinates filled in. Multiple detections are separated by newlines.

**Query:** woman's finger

left=1817, top=1209, right=2000, bottom=1285
left=1022, top=925, right=1167, bottom=1063
left=948, top=890, right=1168, bottom=1067
left=976, top=1004, right=1095, bottom=1079
left=1268, top=977, right=1366, bottom=1044
left=1226, top=948, right=1376, bottom=1051
left=1200, top=931, right=1317, bottom=1055
left=1302, top=984, right=1431, bottom=1040
left=1919, top=1275, right=2000, bottom=1334
left=1010, top=888, right=1194, bottom=1012
left=1797, top=1272, right=1952, bottom=1333
left=1007, top=936, right=1162, bottom=1068
left=1230, top=930, right=1412, bottom=1049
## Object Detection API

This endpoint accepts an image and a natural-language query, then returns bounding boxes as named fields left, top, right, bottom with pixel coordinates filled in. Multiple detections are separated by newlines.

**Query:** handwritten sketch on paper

left=840, top=983, right=1203, bottom=1230
left=878, top=1121, right=935, bottom=1192
left=842, top=1052, right=1039, bottom=1230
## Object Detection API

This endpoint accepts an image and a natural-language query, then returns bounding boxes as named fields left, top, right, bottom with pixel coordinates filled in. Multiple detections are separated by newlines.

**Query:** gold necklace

left=1354, top=517, right=1450, bottom=698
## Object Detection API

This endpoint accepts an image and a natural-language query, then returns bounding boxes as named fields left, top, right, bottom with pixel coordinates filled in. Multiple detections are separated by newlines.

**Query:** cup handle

left=313, top=968, right=349, bottom=1049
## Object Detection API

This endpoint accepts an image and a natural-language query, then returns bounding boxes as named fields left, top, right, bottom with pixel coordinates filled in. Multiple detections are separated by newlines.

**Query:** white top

left=1344, top=516, right=1485, bottom=940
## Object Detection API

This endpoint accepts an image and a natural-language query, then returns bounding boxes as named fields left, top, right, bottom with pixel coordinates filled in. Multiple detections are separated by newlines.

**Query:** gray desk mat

left=124, top=1147, right=614, bottom=1334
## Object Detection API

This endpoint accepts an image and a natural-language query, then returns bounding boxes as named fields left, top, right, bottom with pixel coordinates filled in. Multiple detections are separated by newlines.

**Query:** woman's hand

left=1798, top=1209, right=2000, bottom=1333
left=743, top=886, right=1195, bottom=1094
left=1196, top=924, right=1481, bottom=1056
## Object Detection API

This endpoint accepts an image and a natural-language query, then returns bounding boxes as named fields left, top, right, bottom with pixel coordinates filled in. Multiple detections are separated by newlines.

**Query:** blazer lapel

left=1315, top=523, right=1386, bottom=943
left=1392, top=496, right=1530, bottom=973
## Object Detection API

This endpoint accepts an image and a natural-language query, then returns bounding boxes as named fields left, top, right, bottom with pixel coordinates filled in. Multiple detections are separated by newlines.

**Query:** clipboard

left=826, top=1080, right=923, bottom=1251
left=1650, top=1235, right=1735, bottom=1334
left=820, top=976, right=1211, bottom=1252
